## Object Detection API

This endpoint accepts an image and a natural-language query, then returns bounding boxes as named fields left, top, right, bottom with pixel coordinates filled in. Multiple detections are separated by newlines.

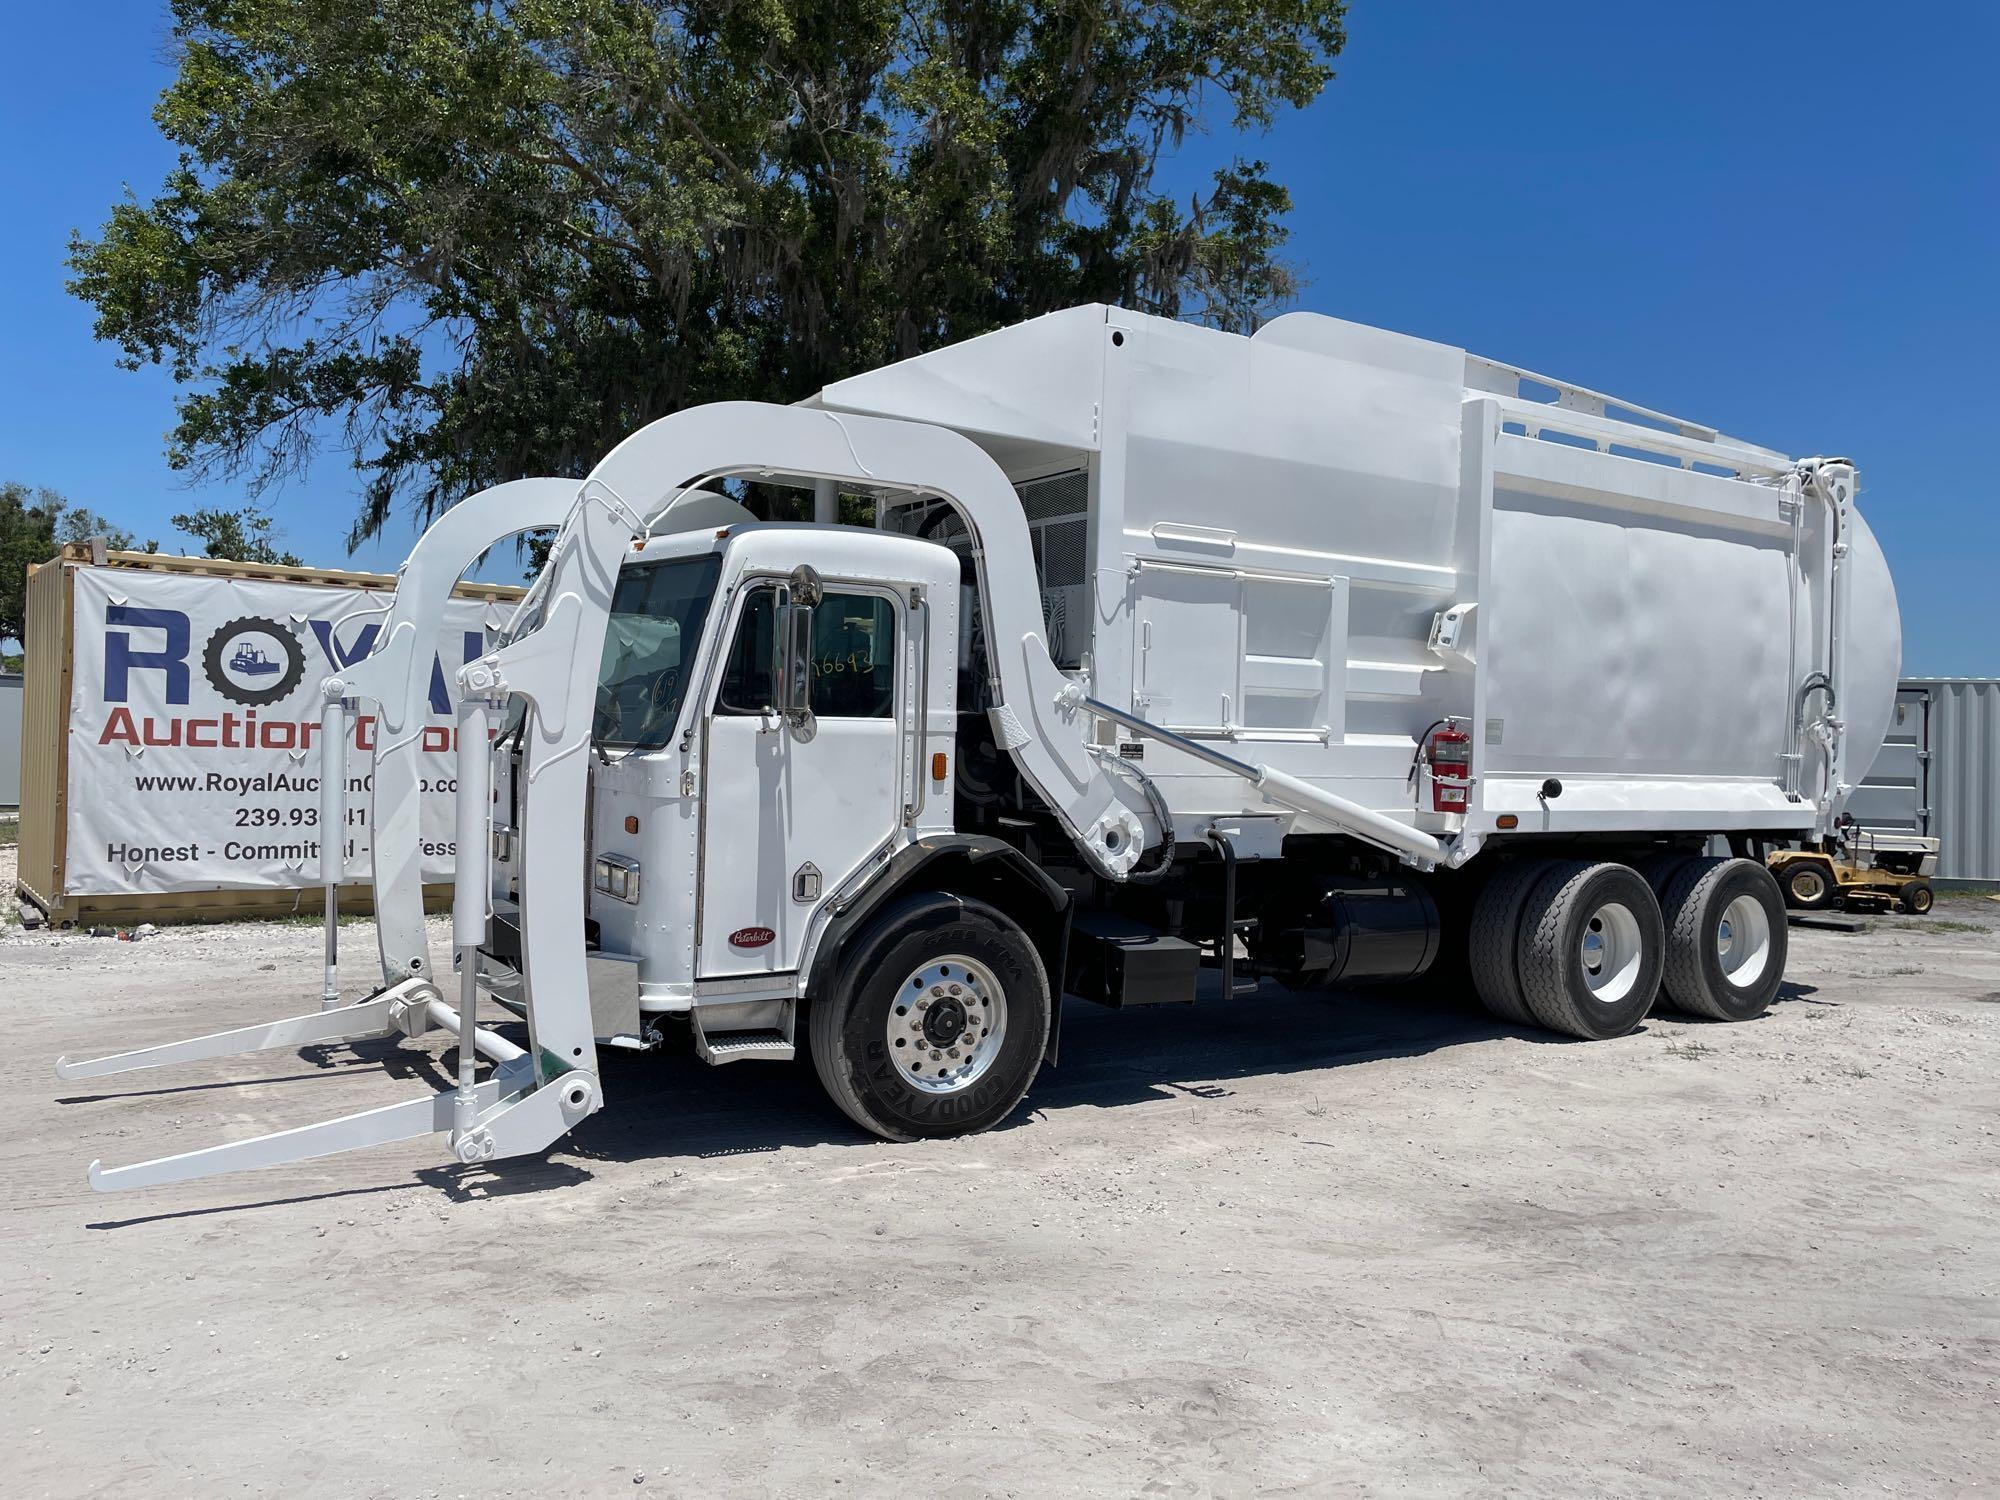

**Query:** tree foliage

left=69, top=0, right=1344, bottom=545
left=56, top=507, right=150, bottom=553
left=0, top=483, right=63, bottom=648
left=171, top=505, right=306, bottom=567
left=2, top=483, right=159, bottom=648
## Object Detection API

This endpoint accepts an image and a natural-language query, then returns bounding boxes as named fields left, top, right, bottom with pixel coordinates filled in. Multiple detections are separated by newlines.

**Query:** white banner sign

left=65, top=568, right=505, bottom=896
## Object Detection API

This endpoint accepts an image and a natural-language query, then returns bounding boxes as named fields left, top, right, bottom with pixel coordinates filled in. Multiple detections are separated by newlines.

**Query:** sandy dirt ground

left=3, top=841, right=1996, bottom=1498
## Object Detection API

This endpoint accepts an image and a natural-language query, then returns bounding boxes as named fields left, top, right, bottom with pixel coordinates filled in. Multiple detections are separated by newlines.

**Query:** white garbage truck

left=61, top=305, right=1902, bottom=1190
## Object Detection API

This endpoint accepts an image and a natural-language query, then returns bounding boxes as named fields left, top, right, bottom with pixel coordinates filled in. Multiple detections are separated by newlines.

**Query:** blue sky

left=2, top=2, right=1994, bottom=672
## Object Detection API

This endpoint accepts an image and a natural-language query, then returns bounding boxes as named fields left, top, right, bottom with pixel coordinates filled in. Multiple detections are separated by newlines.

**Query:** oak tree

left=69, top=0, right=1344, bottom=544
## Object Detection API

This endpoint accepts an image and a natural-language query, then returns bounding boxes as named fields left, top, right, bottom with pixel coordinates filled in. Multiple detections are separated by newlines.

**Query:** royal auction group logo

left=201, top=616, right=307, bottom=707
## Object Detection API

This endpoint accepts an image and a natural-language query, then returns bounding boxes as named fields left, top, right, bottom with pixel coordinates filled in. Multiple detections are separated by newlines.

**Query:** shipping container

left=1854, top=677, right=2000, bottom=883
left=14, top=543, right=523, bottom=927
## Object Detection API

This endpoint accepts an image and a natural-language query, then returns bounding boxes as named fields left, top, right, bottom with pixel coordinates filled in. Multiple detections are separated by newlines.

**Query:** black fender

left=807, top=835, right=1073, bottom=1067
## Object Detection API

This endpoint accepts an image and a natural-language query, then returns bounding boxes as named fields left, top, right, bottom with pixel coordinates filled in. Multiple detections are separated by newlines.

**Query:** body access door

left=697, top=578, right=913, bottom=977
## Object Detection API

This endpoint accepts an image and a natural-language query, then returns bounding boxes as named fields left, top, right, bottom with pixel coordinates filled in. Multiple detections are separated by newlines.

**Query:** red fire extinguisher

left=1427, top=721, right=1472, bottom=813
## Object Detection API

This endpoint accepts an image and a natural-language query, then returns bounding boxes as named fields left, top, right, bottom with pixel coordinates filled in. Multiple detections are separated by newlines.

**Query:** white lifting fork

left=332, top=477, right=580, bottom=997
left=48, top=476, right=780, bottom=1192
left=57, top=664, right=602, bottom=1192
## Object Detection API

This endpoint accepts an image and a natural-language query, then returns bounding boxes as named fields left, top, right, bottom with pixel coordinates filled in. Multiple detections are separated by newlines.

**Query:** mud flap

left=1042, top=908, right=1072, bottom=1070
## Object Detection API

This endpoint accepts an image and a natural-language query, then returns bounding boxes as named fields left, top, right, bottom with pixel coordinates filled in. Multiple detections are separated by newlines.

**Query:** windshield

left=594, top=554, right=723, bottom=751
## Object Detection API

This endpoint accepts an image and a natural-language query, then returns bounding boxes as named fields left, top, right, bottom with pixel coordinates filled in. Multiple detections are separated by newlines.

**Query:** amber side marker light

left=932, top=752, right=948, bottom=781
left=623, top=815, right=640, bottom=834
left=1496, top=814, right=1519, bottom=829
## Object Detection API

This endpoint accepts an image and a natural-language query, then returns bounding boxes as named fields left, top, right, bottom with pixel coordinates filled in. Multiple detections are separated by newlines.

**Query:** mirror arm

left=770, top=580, right=817, bottom=742
left=768, top=583, right=791, bottom=717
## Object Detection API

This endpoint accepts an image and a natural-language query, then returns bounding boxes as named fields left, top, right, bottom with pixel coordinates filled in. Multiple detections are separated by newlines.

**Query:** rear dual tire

left=1658, top=857, right=1787, bottom=1022
left=1516, top=861, right=1664, bottom=1039
left=1471, top=856, right=1786, bottom=1037
left=1473, top=860, right=1662, bottom=1039
left=1467, top=861, right=1550, bottom=1028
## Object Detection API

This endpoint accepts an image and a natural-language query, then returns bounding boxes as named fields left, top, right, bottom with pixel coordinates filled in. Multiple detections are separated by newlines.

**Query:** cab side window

left=713, top=586, right=896, bottom=719
left=811, top=593, right=896, bottom=719
left=716, top=588, right=777, bottom=716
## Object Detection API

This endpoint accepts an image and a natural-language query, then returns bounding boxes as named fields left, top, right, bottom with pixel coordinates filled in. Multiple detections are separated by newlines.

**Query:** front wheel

left=1899, top=882, right=1935, bottom=915
left=810, top=896, right=1051, bottom=1142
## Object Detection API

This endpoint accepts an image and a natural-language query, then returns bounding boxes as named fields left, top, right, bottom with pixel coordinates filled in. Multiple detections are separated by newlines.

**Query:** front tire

left=1659, top=858, right=1787, bottom=1021
left=1516, top=862, right=1664, bottom=1039
left=1899, top=882, right=1935, bottom=915
left=810, top=896, right=1051, bottom=1142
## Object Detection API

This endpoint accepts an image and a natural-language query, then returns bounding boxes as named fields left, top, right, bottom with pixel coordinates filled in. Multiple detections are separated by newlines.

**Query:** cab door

left=697, top=581, right=909, bottom=977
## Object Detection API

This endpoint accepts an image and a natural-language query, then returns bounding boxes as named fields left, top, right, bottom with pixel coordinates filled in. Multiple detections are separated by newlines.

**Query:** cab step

left=695, top=1028, right=795, bottom=1064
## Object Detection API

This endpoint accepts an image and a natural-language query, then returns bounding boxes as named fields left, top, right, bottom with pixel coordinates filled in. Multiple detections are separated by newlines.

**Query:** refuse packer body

left=59, top=305, right=1903, bottom=1191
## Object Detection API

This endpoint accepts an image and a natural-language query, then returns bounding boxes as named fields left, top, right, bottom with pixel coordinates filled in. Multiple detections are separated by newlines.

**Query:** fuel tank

left=1254, top=874, right=1442, bottom=989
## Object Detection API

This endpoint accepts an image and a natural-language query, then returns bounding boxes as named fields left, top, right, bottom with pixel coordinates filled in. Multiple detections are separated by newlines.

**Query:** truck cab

left=597, top=522, right=961, bottom=980
left=490, top=520, right=985, bottom=1072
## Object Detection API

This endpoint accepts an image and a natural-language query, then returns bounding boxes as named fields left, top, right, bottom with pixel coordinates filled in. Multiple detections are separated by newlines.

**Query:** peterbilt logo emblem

left=729, top=926, right=775, bottom=949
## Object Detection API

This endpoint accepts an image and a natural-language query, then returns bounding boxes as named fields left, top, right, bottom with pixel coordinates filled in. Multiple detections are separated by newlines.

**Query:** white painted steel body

left=811, top=305, right=1900, bottom=849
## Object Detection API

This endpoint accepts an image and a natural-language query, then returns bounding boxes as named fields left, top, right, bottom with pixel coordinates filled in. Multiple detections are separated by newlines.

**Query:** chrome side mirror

left=775, top=574, right=818, bottom=743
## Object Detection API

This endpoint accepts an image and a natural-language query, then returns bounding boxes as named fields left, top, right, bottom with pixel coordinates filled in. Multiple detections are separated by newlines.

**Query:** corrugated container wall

left=1860, top=678, right=2000, bottom=883
left=16, top=556, right=70, bottom=910
left=1915, top=678, right=2000, bottom=882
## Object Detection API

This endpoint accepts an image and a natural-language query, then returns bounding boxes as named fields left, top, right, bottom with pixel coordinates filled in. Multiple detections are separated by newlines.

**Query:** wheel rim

left=1911, top=887, right=1932, bottom=912
left=1715, top=892, right=1772, bottom=989
left=1791, top=868, right=1825, bottom=902
left=888, top=955, right=1008, bottom=1095
left=1578, top=901, right=1645, bottom=1004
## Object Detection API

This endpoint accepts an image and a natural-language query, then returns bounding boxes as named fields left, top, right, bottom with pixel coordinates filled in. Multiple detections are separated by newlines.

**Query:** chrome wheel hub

left=1578, top=901, right=1644, bottom=1004
left=1715, top=892, right=1772, bottom=988
left=889, top=956, right=1008, bottom=1095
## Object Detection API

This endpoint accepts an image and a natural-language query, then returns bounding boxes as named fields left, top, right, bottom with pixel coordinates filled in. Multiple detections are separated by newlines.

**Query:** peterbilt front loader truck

left=61, top=306, right=1902, bottom=1190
